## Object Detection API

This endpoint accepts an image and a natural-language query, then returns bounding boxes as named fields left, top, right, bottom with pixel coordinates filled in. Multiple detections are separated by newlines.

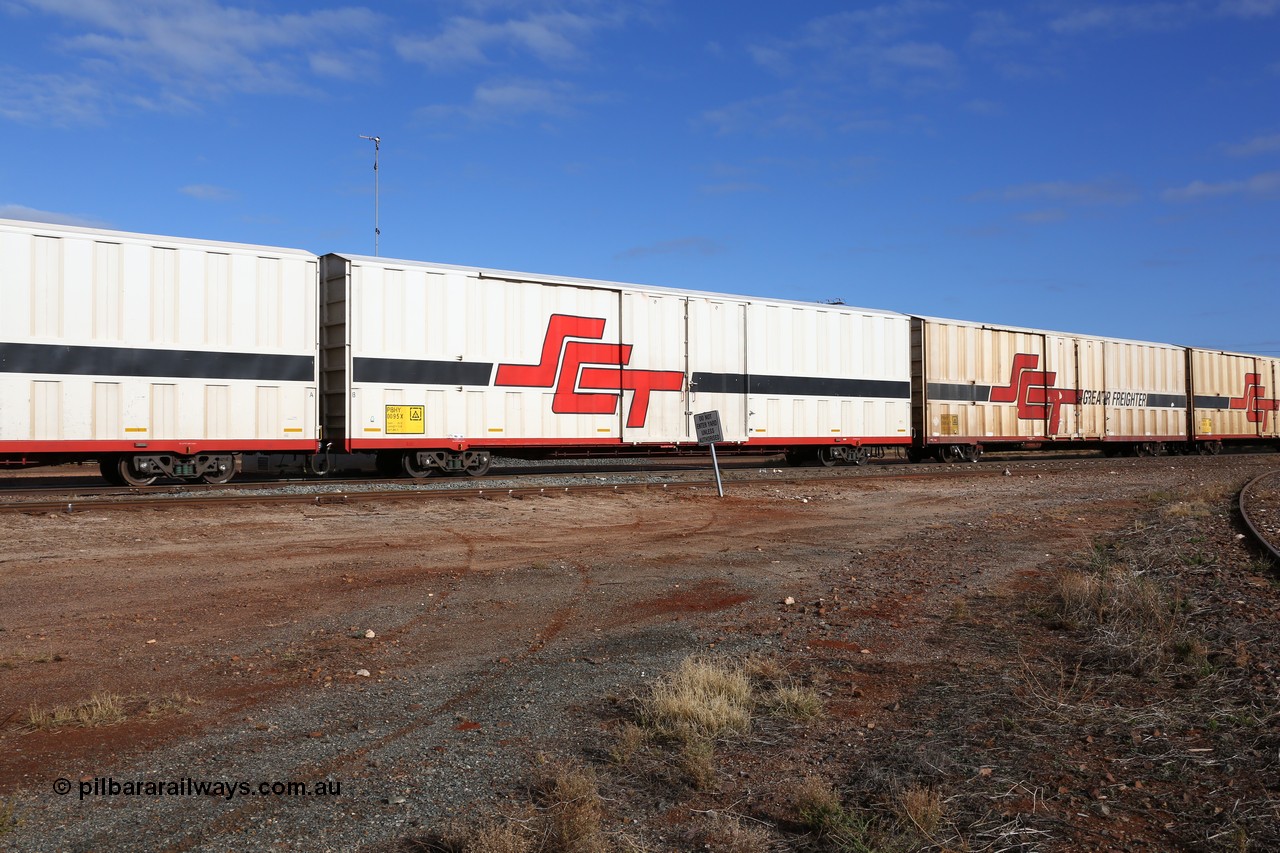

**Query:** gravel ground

left=1, top=452, right=1278, bottom=851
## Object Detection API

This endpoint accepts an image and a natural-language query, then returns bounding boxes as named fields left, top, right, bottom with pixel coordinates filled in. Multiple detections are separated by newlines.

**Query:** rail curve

left=1239, top=470, right=1280, bottom=563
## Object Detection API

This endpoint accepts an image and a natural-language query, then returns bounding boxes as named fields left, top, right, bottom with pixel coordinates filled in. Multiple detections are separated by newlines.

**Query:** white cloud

left=1017, top=208, right=1068, bottom=224
left=1225, top=133, right=1280, bottom=157
left=1216, top=0, right=1280, bottom=17
left=978, top=179, right=1140, bottom=205
left=744, top=1, right=958, bottom=92
left=4, top=0, right=383, bottom=121
left=0, top=204, right=106, bottom=227
left=1161, top=171, right=1280, bottom=201
left=1049, top=4, right=1190, bottom=35
left=417, top=78, right=601, bottom=124
left=395, top=8, right=619, bottom=71
left=615, top=237, right=725, bottom=260
left=697, top=182, right=768, bottom=196
left=180, top=184, right=235, bottom=201
left=0, top=67, right=105, bottom=125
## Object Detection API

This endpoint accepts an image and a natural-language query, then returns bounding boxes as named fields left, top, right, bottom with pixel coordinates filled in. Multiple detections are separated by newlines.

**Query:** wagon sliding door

left=687, top=299, right=748, bottom=443
left=618, top=291, right=690, bottom=444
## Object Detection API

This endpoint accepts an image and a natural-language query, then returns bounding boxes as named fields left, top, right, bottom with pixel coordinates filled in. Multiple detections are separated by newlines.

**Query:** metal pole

left=358, top=135, right=381, bottom=255
left=709, top=442, right=724, bottom=497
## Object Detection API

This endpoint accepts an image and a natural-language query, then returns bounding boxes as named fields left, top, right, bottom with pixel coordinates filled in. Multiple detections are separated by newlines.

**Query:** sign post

left=693, top=410, right=725, bottom=498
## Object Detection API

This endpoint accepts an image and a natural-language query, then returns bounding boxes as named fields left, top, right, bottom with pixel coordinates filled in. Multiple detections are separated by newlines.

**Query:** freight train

left=1, top=218, right=1276, bottom=485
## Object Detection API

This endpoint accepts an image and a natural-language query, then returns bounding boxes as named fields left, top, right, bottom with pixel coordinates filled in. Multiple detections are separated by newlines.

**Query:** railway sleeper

left=100, top=453, right=240, bottom=487
left=400, top=449, right=492, bottom=478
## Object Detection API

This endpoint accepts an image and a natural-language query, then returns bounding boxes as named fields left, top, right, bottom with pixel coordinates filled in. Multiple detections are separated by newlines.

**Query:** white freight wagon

left=911, top=315, right=1188, bottom=460
left=319, top=253, right=911, bottom=475
left=0, top=219, right=319, bottom=484
left=1188, top=349, right=1280, bottom=451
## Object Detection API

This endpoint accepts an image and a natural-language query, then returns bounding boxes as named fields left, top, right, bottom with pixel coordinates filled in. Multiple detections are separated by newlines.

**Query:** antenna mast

left=358, top=134, right=381, bottom=255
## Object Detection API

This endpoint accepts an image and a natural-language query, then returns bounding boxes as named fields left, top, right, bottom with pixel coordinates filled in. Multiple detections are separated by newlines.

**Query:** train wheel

left=115, top=456, right=158, bottom=487
left=201, top=467, right=235, bottom=485
left=849, top=447, right=868, bottom=466
left=401, top=452, right=434, bottom=479
left=962, top=444, right=981, bottom=463
left=464, top=455, right=492, bottom=477
left=99, top=457, right=126, bottom=486
left=816, top=447, right=839, bottom=467
left=783, top=448, right=808, bottom=467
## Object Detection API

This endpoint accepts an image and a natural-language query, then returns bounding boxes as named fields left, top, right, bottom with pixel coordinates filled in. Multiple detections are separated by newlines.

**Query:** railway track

left=2, top=451, right=1271, bottom=514
left=1238, top=469, right=1280, bottom=562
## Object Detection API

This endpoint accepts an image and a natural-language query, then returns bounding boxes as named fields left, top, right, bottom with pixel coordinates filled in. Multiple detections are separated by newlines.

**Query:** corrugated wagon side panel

left=919, top=318, right=1049, bottom=443
left=0, top=219, right=319, bottom=454
left=743, top=304, right=910, bottom=445
left=1190, top=349, right=1275, bottom=440
left=344, top=259, right=630, bottom=447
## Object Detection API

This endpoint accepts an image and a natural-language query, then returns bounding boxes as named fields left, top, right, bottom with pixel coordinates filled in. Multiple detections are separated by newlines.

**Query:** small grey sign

left=694, top=410, right=723, bottom=445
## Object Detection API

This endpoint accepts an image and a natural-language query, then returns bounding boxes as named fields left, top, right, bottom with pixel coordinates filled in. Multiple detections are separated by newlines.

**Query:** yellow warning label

left=1200, top=417, right=1212, bottom=434
left=386, top=405, right=425, bottom=435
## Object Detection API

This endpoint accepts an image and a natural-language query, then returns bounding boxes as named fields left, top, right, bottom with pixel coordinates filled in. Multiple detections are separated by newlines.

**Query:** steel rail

left=1238, top=470, right=1280, bottom=563
left=0, top=463, right=1043, bottom=514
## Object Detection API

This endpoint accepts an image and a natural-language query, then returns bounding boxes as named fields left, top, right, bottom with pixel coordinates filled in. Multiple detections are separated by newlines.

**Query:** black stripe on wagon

left=0, top=342, right=313, bottom=383
left=927, top=382, right=992, bottom=403
left=692, top=372, right=911, bottom=400
left=354, top=357, right=494, bottom=386
left=1193, top=395, right=1232, bottom=410
left=1146, top=393, right=1188, bottom=409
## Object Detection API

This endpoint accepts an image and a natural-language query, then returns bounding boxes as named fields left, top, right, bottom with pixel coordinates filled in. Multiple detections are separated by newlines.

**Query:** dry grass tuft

left=897, top=785, right=944, bottom=836
left=1161, top=500, right=1211, bottom=519
left=641, top=656, right=753, bottom=743
left=609, top=721, right=650, bottom=765
left=697, top=813, right=775, bottom=852
left=766, top=683, right=825, bottom=720
left=144, top=693, right=202, bottom=717
left=0, top=798, right=21, bottom=836
left=680, top=737, right=718, bottom=791
left=27, top=692, right=126, bottom=730
left=1052, top=566, right=1187, bottom=673
left=792, top=776, right=873, bottom=849
left=741, top=653, right=788, bottom=686
left=465, top=822, right=536, bottom=853
left=534, top=759, right=606, bottom=853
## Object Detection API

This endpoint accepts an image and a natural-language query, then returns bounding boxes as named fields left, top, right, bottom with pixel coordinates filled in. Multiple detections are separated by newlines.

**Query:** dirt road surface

left=2, top=456, right=1277, bottom=851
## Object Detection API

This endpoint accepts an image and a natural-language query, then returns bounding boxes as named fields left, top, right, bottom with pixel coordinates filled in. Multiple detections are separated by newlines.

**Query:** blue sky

left=2, top=0, right=1277, bottom=353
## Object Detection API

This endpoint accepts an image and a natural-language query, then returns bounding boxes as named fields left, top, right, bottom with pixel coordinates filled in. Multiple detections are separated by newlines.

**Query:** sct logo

left=494, top=314, right=684, bottom=428
left=1229, top=373, right=1277, bottom=428
left=991, top=353, right=1080, bottom=434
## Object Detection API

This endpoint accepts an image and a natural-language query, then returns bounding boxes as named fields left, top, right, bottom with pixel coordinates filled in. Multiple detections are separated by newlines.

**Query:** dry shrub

left=642, top=656, right=752, bottom=743
left=534, top=759, right=606, bottom=853
left=792, top=776, right=875, bottom=850
left=610, top=722, right=650, bottom=765
left=766, top=684, right=824, bottom=720
left=1161, top=500, right=1211, bottom=519
left=741, top=653, right=787, bottom=686
left=897, top=785, right=944, bottom=836
left=144, top=693, right=201, bottom=717
left=680, top=738, right=717, bottom=791
left=1053, top=566, right=1186, bottom=673
left=697, top=813, right=775, bottom=852
left=466, top=822, right=536, bottom=853
left=27, top=692, right=125, bottom=730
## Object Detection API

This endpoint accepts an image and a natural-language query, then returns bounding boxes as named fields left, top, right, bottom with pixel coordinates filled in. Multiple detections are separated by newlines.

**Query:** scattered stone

left=364, top=629, right=376, bottom=639
left=784, top=597, right=796, bottom=606
left=356, top=668, right=371, bottom=677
